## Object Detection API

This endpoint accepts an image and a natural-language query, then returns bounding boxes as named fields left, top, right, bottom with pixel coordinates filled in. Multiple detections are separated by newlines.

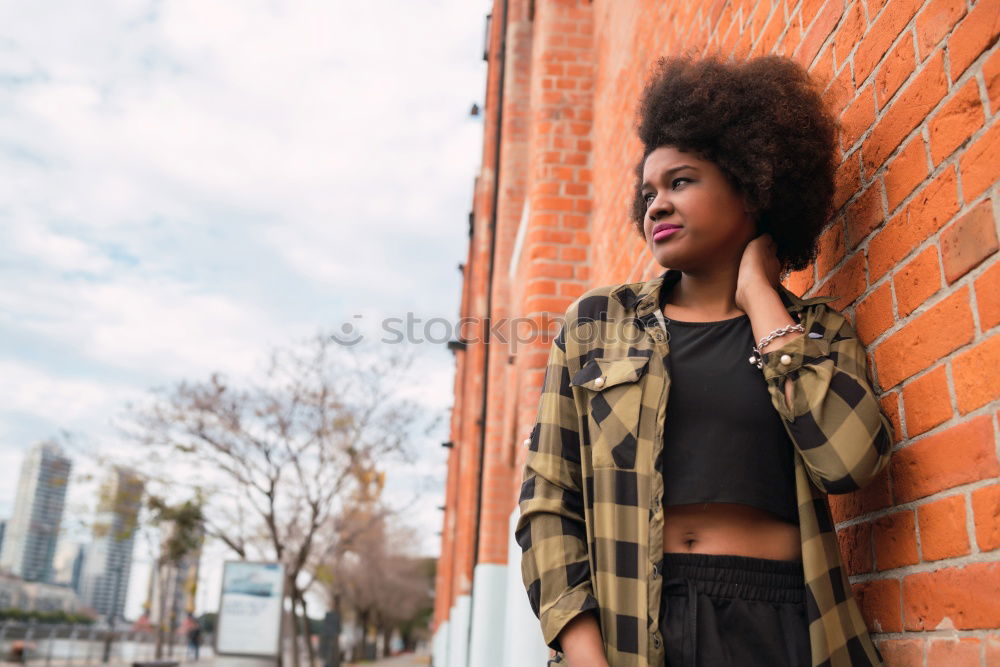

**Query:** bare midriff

left=662, top=502, right=802, bottom=561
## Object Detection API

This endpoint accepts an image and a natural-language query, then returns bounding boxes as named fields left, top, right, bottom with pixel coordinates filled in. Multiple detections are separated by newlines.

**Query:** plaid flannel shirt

left=515, top=268, right=893, bottom=667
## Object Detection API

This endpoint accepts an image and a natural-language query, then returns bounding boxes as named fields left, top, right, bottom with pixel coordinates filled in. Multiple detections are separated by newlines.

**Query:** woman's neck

left=663, top=265, right=743, bottom=320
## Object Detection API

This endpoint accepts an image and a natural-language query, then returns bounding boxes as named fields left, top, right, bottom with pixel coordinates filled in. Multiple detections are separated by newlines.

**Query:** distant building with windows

left=0, top=573, right=87, bottom=614
left=0, top=442, right=72, bottom=583
left=53, top=541, right=87, bottom=594
left=79, top=467, right=144, bottom=621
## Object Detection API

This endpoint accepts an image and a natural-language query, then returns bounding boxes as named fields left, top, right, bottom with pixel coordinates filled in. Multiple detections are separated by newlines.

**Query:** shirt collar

left=609, top=267, right=835, bottom=316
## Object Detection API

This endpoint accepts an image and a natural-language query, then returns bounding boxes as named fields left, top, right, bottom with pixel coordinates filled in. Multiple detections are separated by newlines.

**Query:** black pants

left=657, top=552, right=810, bottom=667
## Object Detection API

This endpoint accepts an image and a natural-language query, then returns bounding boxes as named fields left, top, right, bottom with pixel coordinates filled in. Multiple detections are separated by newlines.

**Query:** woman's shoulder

left=555, top=283, right=636, bottom=333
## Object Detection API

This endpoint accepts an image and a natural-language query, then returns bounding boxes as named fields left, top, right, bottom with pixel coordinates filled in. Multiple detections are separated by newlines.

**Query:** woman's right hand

left=558, top=611, right=610, bottom=667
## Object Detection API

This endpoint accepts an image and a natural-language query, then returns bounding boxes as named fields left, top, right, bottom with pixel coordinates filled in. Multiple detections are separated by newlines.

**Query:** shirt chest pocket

left=571, top=355, right=651, bottom=469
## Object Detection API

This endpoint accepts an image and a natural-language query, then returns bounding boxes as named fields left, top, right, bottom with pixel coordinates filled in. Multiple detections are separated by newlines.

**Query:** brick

left=832, top=2, right=866, bottom=68
left=875, top=32, right=917, bottom=109
left=883, top=136, right=928, bottom=212
left=985, top=47, right=1000, bottom=114
left=855, top=0, right=923, bottom=83
left=863, top=0, right=890, bottom=19
left=855, top=280, right=894, bottom=345
left=863, top=51, right=948, bottom=173
left=915, top=0, right=967, bottom=59
left=904, top=562, right=1000, bottom=630
left=917, top=494, right=970, bottom=561
left=869, top=167, right=960, bottom=281
left=814, top=251, right=867, bottom=310
left=879, top=391, right=904, bottom=443
left=972, top=484, right=1000, bottom=552
left=817, top=221, right=846, bottom=278
left=834, top=152, right=862, bottom=211
left=960, top=120, right=1000, bottom=201
left=952, top=335, right=1000, bottom=414
left=893, top=245, right=942, bottom=317
left=941, top=200, right=998, bottom=284
left=878, top=638, right=923, bottom=665
left=974, top=259, right=1000, bottom=330
left=796, top=1, right=843, bottom=67
left=873, top=509, right=918, bottom=569
left=840, top=85, right=877, bottom=151
left=927, top=638, right=980, bottom=666
left=901, top=365, right=951, bottom=436
left=891, top=415, right=999, bottom=503
left=853, top=579, right=903, bottom=633
left=948, top=0, right=1000, bottom=78
left=838, top=521, right=873, bottom=574
left=928, top=80, right=986, bottom=165
left=784, top=266, right=815, bottom=295
left=873, top=287, right=973, bottom=388
left=829, top=466, right=893, bottom=521
left=823, top=59, right=856, bottom=116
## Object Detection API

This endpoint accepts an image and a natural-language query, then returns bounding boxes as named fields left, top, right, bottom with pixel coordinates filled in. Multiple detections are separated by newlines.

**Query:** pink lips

left=652, top=224, right=681, bottom=242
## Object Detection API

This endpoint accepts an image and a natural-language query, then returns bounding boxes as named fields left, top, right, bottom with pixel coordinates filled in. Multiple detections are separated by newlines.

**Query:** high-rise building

left=52, top=540, right=86, bottom=594
left=0, top=442, right=72, bottom=582
left=79, top=467, right=144, bottom=621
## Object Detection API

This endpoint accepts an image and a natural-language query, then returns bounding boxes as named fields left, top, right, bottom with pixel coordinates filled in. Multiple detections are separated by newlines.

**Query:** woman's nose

left=648, top=193, right=674, bottom=220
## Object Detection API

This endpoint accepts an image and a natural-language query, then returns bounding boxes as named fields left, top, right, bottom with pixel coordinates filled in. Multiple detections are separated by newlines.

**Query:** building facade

left=435, top=1, right=1000, bottom=666
left=0, top=442, right=72, bottom=583
left=79, top=467, right=144, bottom=621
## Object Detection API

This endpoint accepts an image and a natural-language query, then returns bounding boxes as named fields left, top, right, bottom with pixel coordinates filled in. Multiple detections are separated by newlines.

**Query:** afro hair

left=630, top=55, right=838, bottom=273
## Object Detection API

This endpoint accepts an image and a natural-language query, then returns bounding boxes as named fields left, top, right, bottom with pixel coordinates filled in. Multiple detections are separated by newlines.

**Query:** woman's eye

left=672, top=177, right=692, bottom=189
left=643, top=193, right=655, bottom=206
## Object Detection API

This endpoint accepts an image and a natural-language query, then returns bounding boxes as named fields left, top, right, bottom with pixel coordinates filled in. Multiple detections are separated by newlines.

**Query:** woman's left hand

left=735, top=233, right=782, bottom=311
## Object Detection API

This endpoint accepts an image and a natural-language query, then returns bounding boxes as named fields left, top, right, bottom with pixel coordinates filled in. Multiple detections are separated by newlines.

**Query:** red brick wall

left=437, top=0, right=1000, bottom=662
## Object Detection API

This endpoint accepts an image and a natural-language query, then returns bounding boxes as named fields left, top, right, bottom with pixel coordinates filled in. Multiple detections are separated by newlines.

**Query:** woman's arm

left=514, top=321, right=603, bottom=656
left=743, top=285, right=893, bottom=493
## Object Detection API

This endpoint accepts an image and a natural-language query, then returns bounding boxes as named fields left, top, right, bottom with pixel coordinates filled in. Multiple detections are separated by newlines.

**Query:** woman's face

left=640, top=145, right=756, bottom=274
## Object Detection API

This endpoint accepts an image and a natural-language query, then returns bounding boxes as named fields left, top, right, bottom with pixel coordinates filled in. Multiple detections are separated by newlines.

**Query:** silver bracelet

left=748, top=323, right=804, bottom=368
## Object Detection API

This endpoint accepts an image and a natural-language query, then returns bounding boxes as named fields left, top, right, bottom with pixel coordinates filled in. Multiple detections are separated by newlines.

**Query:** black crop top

left=657, top=312, right=799, bottom=525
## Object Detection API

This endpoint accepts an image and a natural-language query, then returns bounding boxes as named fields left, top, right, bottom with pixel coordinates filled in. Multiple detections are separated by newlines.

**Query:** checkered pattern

left=515, top=268, right=893, bottom=667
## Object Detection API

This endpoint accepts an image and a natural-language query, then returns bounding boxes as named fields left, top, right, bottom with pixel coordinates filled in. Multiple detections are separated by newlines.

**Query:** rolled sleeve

left=761, top=311, right=894, bottom=494
left=515, top=322, right=599, bottom=652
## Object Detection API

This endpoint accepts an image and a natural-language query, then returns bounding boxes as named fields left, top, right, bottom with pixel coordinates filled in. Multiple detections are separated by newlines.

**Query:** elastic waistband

left=657, top=552, right=804, bottom=604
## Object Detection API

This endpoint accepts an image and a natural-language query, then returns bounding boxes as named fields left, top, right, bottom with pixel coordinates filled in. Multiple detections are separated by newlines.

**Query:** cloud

left=0, top=1, right=488, bottom=609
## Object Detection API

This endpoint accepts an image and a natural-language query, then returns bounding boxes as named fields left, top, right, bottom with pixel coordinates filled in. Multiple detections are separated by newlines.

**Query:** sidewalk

left=345, top=654, right=430, bottom=667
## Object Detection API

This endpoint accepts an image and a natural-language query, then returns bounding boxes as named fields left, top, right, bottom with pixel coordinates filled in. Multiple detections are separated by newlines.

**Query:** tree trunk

left=288, top=590, right=301, bottom=667
left=381, top=627, right=391, bottom=658
left=154, top=560, right=167, bottom=659
left=299, top=592, right=317, bottom=667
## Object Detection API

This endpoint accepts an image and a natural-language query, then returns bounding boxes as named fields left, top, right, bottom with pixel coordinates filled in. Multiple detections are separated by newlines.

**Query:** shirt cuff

left=759, top=332, right=830, bottom=382
left=541, top=589, right=601, bottom=652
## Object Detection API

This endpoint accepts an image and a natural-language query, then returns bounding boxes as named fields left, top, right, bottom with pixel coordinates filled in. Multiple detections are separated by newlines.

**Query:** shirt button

left=652, top=330, right=665, bottom=342
left=653, top=635, right=662, bottom=649
left=523, top=437, right=531, bottom=448
left=780, top=353, right=793, bottom=366
left=594, top=376, right=605, bottom=388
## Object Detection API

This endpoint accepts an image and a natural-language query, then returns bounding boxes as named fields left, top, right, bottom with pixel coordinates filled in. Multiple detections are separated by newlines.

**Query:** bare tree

left=318, top=507, right=432, bottom=660
left=121, top=333, right=428, bottom=667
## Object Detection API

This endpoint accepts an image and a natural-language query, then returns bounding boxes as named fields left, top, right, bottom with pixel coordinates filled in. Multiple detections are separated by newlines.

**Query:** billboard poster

left=215, top=561, right=285, bottom=658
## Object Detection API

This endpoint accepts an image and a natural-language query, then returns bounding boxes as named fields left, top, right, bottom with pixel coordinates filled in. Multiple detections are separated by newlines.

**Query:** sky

left=0, top=0, right=488, bottom=618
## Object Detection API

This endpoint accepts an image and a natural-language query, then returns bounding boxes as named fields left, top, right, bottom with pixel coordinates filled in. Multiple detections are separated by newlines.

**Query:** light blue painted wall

left=502, top=507, right=551, bottom=667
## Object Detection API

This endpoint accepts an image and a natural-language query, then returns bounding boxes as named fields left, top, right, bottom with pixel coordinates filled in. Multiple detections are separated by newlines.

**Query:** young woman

left=515, top=55, right=894, bottom=667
